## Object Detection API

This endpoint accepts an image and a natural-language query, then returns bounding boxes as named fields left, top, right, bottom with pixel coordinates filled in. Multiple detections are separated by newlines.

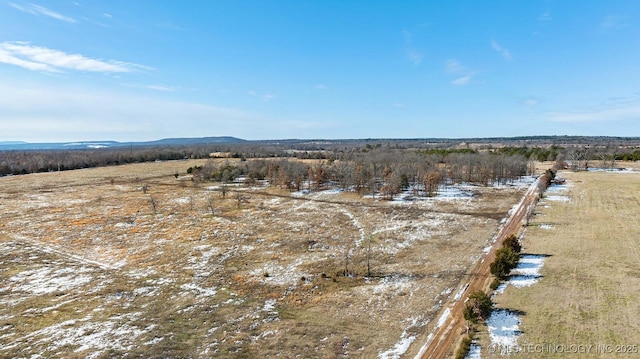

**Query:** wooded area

left=191, top=150, right=533, bottom=199
left=1, top=137, right=639, bottom=178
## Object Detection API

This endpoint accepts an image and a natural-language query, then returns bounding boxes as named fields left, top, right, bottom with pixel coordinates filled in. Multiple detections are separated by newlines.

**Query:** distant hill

left=0, top=137, right=246, bottom=151
left=143, top=137, right=247, bottom=146
left=0, top=141, right=28, bottom=146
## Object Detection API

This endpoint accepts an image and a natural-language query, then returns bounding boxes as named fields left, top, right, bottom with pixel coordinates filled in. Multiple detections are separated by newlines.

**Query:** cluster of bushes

left=457, top=290, right=493, bottom=359
left=463, top=290, right=493, bottom=324
left=490, top=235, right=522, bottom=280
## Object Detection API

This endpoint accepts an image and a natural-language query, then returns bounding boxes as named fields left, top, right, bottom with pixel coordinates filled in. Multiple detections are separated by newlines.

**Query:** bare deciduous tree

left=206, top=196, right=216, bottom=216
left=149, top=195, right=158, bottom=214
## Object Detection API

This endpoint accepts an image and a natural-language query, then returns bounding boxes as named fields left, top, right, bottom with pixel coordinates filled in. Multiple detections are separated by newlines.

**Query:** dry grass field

left=478, top=165, right=640, bottom=358
left=0, top=159, right=532, bottom=358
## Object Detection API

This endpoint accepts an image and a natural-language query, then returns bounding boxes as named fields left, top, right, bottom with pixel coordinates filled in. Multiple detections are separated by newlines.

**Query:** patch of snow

left=587, top=167, right=636, bottom=173
left=37, top=298, right=76, bottom=313
left=12, top=313, right=149, bottom=358
left=371, top=275, right=412, bottom=297
left=262, top=299, right=277, bottom=312
left=545, top=195, right=569, bottom=202
left=546, top=182, right=571, bottom=193
left=127, top=268, right=158, bottom=279
left=317, top=188, right=344, bottom=195
left=465, top=342, right=482, bottom=359
left=4, top=267, right=93, bottom=295
left=512, top=255, right=545, bottom=277
left=114, top=222, right=134, bottom=229
left=496, top=254, right=546, bottom=291
left=379, top=333, right=416, bottom=359
left=250, top=258, right=307, bottom=286
left=379, top=317, right=422, bottom=359
left=341, top=209, right=366, bottom=246
left=144, top=337, right=164, bottom=345
left=492, top=282, right=508, bottom=296
left=453, top=284, right=469, bottom=301
left=487, top=309, right=521, bottom=354
left=180, top=283, right=217, bottom=297
left=413, top=333, right=433, bottom=359
left=436, top=308, right=451, bottom=328
left=539, top=224, right=554, bottom=230
left=492, top=176, right=536, bottom=189
left=133, top=286, right=158, bottom=297
left=489, top=254, right=547, bottom=350
left=172, top=197, right=190, bottom=205
left=290, top=189, right=310, bottom=197
left=436, top=186, right=475, bottom=199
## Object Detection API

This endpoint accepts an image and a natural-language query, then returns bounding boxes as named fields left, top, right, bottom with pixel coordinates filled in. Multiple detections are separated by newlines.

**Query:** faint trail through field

left=340, top=208, right=366, bottom=246
left=6, top=234, right=118, bottom=271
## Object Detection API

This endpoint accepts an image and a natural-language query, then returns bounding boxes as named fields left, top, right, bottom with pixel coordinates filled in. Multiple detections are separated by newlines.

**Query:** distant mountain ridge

left=0, top=137, right=246, bottom=151
left=3, top=135, right=640, bottom=151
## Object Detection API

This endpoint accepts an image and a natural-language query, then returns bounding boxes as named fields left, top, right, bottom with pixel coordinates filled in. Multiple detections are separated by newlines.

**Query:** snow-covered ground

left=466, top=341, right=482, bottom=358
left=486, top=254, right=548, bottom=353
left=487, top=309, right=521, bottom=354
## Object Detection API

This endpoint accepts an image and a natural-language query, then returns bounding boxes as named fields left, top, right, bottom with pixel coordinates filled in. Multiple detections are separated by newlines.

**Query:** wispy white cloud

left=9, top=2, right=76, bottom=23
left=103, top=13, right=112, bottom=18
left=599, top=15, right=629, bottom=31
left=491, top=40, right=512, bottom=61
left=445, top=59, right=465, bottom=74
left=407, top=50, right=423, bottom=66
left=539, top=12, right=552, bottom=21
left=402, top=29, right=423, bottom=66
left=123, top=83, right=181, bottom=92
left=402, top=30, right=412, bottom=44
left=248, top=90, right=275, bottom=101
left=145, top=84, right=176, bottom=92
left=445, top=59, right=476, bottom=86
left=521, top=96, right=540, bottom=107
left=314, top=84, right=326, bottom=90
left=0, top=41, right=152, bottom=73
left=546, top=97, right=640, bottom=123
left=452, top=76, right=471, bottom=86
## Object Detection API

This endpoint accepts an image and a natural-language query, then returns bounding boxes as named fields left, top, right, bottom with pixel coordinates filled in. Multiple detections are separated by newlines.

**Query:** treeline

left=0, top=147, right=196, bottom=176
left=192, top=149, right=533, bottom=199
left=614, top=150, right=640, bottom=161
left=492, top=145, right=563, bottom=162
left=3, top=140, right=640, bottom=177
left=0, top=143, right=333, bottom=176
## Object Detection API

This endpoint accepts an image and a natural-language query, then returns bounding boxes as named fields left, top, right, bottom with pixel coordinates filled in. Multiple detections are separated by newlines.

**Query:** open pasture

left=0, top=160, right=530, bottom=358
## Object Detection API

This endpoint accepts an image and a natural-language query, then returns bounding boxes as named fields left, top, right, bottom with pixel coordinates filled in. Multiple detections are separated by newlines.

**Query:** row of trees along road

left=192, top=148, right=535, bottom=199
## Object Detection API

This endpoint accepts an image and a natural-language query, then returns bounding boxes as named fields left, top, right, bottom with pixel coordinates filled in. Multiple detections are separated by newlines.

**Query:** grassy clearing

left=479, top=169, right=640, bottom=358
left=0, top=159, right=530, bottom=358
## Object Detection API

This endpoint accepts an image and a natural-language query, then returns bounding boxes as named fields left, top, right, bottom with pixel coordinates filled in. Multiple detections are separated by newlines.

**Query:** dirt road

left=415, top=177, right=544, bottom=359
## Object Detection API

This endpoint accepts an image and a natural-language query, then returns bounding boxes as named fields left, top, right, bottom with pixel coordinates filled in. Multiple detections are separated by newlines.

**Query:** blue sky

left=1, top=1, right=640, bottom=142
